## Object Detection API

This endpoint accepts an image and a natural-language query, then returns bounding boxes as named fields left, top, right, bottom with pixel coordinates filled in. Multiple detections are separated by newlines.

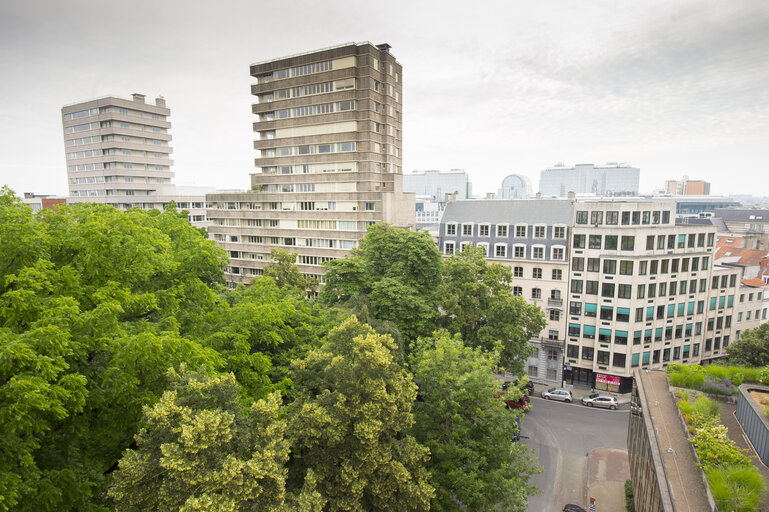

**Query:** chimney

left=536, top=192, right=542, bottom=199
left=155, top=96, right=166, bottom=108
left=486, top=192, right=495, bottom=199
left=568, top=191, right=576, bottom=199
left=132, top=93, right=146, bottom=103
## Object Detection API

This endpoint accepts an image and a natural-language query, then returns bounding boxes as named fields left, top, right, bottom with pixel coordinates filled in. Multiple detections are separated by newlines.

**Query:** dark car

left=563, top=505, right=587, bottom=512
left=502, top=379, right=534, bottom=396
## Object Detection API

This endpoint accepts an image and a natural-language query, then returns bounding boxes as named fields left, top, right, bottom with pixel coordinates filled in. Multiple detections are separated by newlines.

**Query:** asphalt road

left=522, top=396, right=629, bottom=512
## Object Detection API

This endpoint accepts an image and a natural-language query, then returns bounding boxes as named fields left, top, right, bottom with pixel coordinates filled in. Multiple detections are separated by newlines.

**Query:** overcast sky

left=1, top=0, right=768, bottom=198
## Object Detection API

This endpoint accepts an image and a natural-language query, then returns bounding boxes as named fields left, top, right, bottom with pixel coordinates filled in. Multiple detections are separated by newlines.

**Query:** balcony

left=539, top=336, right=564, bottom=348
left=547, top=298, right=563, bottom=308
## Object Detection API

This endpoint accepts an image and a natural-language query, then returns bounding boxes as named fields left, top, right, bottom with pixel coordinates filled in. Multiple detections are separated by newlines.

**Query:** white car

left=541, top=388, right=573, bottom=402
left=580, top=393, right=619, bottom=410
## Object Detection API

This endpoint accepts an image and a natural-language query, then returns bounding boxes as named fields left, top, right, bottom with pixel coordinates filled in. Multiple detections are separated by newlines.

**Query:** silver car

left=580, top=393, right=619, bottom=410
left=541, top=388, right=572, bottom=402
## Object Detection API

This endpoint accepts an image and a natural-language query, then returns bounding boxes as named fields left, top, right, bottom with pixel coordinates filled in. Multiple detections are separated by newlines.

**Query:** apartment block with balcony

left=61, top=94, right=211, bottom=227
left=207, top=42, right=414, bottom=285
left=440, top=199, right=574, bottom=385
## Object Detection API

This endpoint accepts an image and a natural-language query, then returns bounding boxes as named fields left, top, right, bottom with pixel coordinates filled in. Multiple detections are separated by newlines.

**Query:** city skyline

left=1, top=0, right=768, bottom=198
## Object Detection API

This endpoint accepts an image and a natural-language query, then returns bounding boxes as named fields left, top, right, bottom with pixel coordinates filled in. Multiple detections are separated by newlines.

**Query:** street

left=522, top=395, right=629, bottom=512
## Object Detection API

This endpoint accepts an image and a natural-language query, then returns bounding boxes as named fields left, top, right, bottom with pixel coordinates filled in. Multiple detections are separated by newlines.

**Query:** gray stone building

left=207, top=42, right=414, bottom=285
left=440, top=199, right=575, bottom=386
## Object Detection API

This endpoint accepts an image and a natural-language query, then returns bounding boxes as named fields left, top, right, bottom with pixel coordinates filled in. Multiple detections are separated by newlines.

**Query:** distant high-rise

left=207, top=42, right=415, bottom=285
left=665, top=176, right=711, bottom=196
left=539, top=163, right=639, bottom=197
left=403, top=169, right=472, bottom=201
left=62, top=94, right=174, bottom=205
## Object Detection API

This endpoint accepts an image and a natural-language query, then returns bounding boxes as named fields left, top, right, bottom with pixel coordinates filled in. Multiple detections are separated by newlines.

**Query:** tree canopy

left=727, top=323, right=769, bottom=367
left=409, top=331, right=539, bottom=511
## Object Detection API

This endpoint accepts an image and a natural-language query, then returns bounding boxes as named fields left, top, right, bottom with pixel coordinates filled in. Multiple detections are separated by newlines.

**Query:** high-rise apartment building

left=207, top=42, right=414, bottom=285
left=539, top=163, right=640, bottom=197
left=62, top=94, right=174, bottom=204
left=61, top=94, right=212, bottom=227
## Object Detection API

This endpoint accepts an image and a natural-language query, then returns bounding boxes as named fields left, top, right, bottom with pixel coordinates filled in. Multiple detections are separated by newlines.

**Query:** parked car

left=581, top=393, right=619, bottom=410
left=496, top=392, right=531, bottom=412
left=501, top=378, right=534, bottom=396
left=562, top=504, right=587, bottom=512
left=541, top=388, right=572, bottom=402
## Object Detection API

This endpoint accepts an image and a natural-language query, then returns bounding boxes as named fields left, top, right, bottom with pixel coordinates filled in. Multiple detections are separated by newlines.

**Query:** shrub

left=690, top=420, right=752, bottom=468
left=706, top=465, right=764, bottom=512
left=760, top=366, right=769, bottom=386
left=624, top=480, right=635, bottom=512
left=675, top=389, right=690, bottom=401
left=701, top=375, right=737, bottom=396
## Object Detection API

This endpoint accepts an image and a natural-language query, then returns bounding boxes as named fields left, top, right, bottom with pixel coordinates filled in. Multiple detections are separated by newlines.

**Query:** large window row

left=572, top=256, right=710, bottom=276
left=445, top=223, right=566, bottom=239
left=65, top=135, right=102, bottom=147
left=262, top=142, right=356, bottom=158
left=272, top=60, right=332, bottom=80
left=68, top=163, right=105, bottom=172
left=575, top=209, right=671, bottom=226
left=572, top=234, right=635, bottom=251
left=262, top=163, right=355, bottom=175
left=443, top=242, right=565, bottom=260
left=262, top=101, right=355, bottom=121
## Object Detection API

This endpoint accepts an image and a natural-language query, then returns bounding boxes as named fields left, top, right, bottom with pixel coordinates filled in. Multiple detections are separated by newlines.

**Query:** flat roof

left=249, top=41, right=401, bottom=68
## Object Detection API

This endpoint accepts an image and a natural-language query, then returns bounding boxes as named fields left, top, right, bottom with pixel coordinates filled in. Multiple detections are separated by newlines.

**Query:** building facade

left=566, top=200, right=739, bottom=391
left=440, top=199, right=574, bottom=385
left=206, top=42, right=414, bottom=285
left=539, top=163, right=640, bottom=197
left=61, top=94, right=210, bottom=227
left=403, top=169, right=471, bottom=200
left=664, top=176, right=711, bottom=196
left=714, top=208, right=769, bottom=250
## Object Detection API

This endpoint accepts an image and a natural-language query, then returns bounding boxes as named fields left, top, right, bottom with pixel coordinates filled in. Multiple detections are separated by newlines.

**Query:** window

left=570, top=302, right=582, bottom=315
left=534, top=225, right=545, bottom=238
left=567, top=344, right=579, bottom=358
left=532, top=288, right=542, bottom=299
left=603, top=259, right=616, bottom=274
left=515, top=224, right=527, bottom=237
left=554, top=226, right=566, bottom=238
left=513, top=245, right=525, bottom=258
left=532, top=246, right=544, bottom=259
left=620, top=260, right=633, bottom=275
left=479, top=224, right=490, bottom=237
left=605, top=235, right=618, bottom=250
left=497, top=225, right=508, bottom=237
left=606, top=211, right=619, bottom=225
left=600, top=306, right=613, bottom=320
left=587, top=258, right=600, bottom=272
left=573, top=234, right=585, bottom=248
left=572, top=257, right=584, bottom=271
left=569, top=324, right=581, bottom=337
left=621, top=236, right=635, bottom=251
left=552, top=247, right=565, bottom=260
left=589, top=235, right=602, bottom=249
left=576, top=211, right=588, bottom=224
left=462, top=224, right=473, bottom=236
left=552, top=269, right=562, bottom=280
left=618, top=284, right=632, bottom=299
left=533, top=268, right=542, bottom=279
left=602, top=283, right=615, bottom=298
left=586, top=280, right=598, bottom=295
left=513, top=286, right=523, bottom=296
left=444, top=242, right=455, bottom=255
left=494, top=244, right=506, bottom=257
left=513, top=266, right=523, bottom=277
left=582, top=347, right=594, bottom=360
left=446, top=223, right=456, bottom=235
left=571, top=280, right=583, bottom=294
left=590, top=211, right=603, bottom=225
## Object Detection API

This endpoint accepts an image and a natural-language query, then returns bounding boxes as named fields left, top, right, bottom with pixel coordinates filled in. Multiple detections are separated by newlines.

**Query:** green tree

left=109, top=366, right=324, bottom=512
left=437, top=247, right=545, bottom=373
left=0, top=191, right=230, bottom=511
left=727, top=324, right=769, bottom=367
left=409, top=331, right=539, bottom=511
left=319, top=224, right=441, bottom=341
left=288, top=316, right=434, bottom=511
left=263, top=248, right=318, bottom=293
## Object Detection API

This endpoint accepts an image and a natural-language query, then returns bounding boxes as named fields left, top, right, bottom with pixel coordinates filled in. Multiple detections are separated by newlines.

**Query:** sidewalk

left=587, top=448, right=630, bottom=512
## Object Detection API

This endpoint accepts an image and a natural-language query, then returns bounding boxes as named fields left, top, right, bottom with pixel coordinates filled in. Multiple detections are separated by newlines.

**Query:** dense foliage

left=409, top=331, right=539, bottom=511
left=0, top=189, right=543, bottom=511
left=666, top=363, right=767, bottom=396
left=728, top=324, right=769, bottom=368
left=675, top=390, right=765, bottom=511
